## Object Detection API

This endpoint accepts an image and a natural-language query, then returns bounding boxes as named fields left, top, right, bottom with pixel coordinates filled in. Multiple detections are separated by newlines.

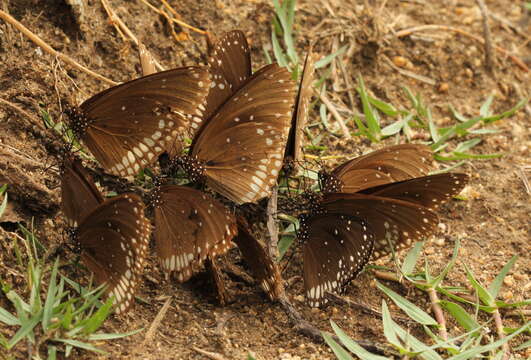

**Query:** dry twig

left=139, top=0, right=207, bottom=35
left=318, top=91, right=352, bottom=139
left=382, top=54, right=436, bottom=86
left=192, top=347, right=226, bottom=360
left=0, top=10, right=117, bottom=85
left=475, top=0, right=495, bottom=75
left=142, top=296, right=172, bottom=344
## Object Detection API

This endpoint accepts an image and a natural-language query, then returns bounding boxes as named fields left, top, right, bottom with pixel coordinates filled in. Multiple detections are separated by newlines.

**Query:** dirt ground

left=0, top=0, right=529, bottom=359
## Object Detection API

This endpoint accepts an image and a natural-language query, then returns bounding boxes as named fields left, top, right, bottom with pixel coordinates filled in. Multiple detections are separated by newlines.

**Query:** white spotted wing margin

left=76, top=67, right=211, bottom=178
left=153, top=185, right=237, bottom=282
left=75, top=194, right=151, bottom=314
left=190, top=63, right=297, bottom=204
left=302, top=214, right=374, bottom=308
left=320, top=192, right=439, bottom=264
left=203, top=30, right=252, bottom=122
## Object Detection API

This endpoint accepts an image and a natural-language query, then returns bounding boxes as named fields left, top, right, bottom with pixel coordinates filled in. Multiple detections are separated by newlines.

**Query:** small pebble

left=502, top=291, right=513, bottom=301
left=392, top=56, right=408, bottom=68
left=503, top=276, right=514, bottom=287
left=438, top=82, right=449, bottom=93
left=433, top=238, right=445, bottom=247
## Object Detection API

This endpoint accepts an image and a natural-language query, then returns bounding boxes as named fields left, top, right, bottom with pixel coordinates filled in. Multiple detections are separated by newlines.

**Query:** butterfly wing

left=301, top=213, right=374, bottom=307
left=190, top=64, right=296, bottom=204
left=61, top=156, right=104, bottom=227
left=75, top=194, right=151, bottom=314
left=153, top=185, right=237, bottom=282
left=203, top=30, right=252, bottom=122
left=321, top=193, right=439, bottom=260
left=322, top=144, right=433, bottom=193
left=232, top=217, right=284, bottom=300
left=284, top=49, right=316, bottom=167
left=76, top=67, right=211, bottom=177
left=362, top=173, right=469, bottom=210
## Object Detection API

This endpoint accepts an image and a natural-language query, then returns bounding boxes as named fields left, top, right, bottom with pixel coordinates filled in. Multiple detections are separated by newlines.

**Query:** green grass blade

left=271, top=31, right=288, bottom=68
left=431, top=238, right=459, bottom=288
left=465, top=265, right=495, bottom=308
left=439, top=301, right=481, bottom=335
left=277, top=235, right=295, bottom=261
left=368, top=96, right=400, bottom=117
left=401, top=241, right=423, bottom=276
left=42, top=258, right=60, bottom=331
left=514, top=339, right=531, bottom=351
left=454, top=138, right=481, bottom=153
left=448, top=323, right=530, bottom=360
left=322, top=332, right=354, bottom=360
left=488, top=255, right=517, bottom=299
left=377, top=282, right=437, bottom=325
left=314, top=45, right=347, bottom=69
left=479, top=95, right=494, bottom=118
left=482, top=97, right=527, bottom=123
left=82, top=297, right=113, bottom=335
left=7, top=310, right=42, bottom=349
left=0, top=307, right=20, bottom=326
left=381, top=119, right=405, bottom=137
left=87, top=328, right=143, bottom=341
left=381, top=301, right=404, bottom=350
left=54, top=339, right=106, bottom=355
left=330, top=320, right=388, bottom=359
left=357, top=77, right=380, bottom=138
left=47, top=345, right=57, bottom=360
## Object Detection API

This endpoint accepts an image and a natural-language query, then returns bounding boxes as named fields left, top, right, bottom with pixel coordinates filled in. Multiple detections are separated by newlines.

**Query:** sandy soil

left=0, top=0, right=529, bottom=359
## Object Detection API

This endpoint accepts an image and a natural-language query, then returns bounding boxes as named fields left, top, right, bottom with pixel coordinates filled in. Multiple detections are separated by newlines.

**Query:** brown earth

left=0, top=0, right=529, bottom=359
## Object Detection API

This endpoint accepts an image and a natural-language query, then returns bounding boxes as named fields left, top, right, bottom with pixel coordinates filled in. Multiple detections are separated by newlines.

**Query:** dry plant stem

left=138, top=0, right=206, bottom=35
left=475, top=0, right=495, bottom=75
left=0, top=10, right=117, bottom=86
left=192, top=347, right=226, bottom=360
left=142, top=296, right=172, bottom=344
left=318, top=91, right=352, bottom=139
left=101, top=0, right=165, bottom=72
left=266, top=186, right=280, bottom=259
left=372, top=269, right=403, bottom=283
left=382, top=54, right=436, bottom=85
left=493, top=309, right=510, bottom=360
left=427, top=287, right=448, bottom=341
left=394, top=25, right=529, bottom=72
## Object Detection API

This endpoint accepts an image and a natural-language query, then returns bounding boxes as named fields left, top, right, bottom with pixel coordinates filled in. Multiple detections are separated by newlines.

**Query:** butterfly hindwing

left=153, top=185, right=237, bottom=282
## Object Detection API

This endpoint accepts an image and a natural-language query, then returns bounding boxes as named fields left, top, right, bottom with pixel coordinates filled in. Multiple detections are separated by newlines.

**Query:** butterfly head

left=63, top=106, right=89, bottom=138
left=66, top=227, right=82, bottom=253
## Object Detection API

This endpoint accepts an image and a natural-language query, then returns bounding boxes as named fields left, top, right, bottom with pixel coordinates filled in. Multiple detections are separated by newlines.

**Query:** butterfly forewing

left=153, top=185, right=237, bottom=282
left=323, top=144, right=433, bottom=193
left=363, top=173, right=469, bottom=210
left=75, top=194, right=151, bottom=314
left=284, top=49, right=316, bottom=167
left=61, top=156, right=103, bottom=227
left=203, top=30, right=252, bottom=121
left=232, top=218, right=284, bottom=300
left=321, top=193, right=439, bottom=260
left=191, top=64, right=296, bottom=204
left=301, top=214, right=374, bottom=307
left=75, top=67, right=211, bottom=177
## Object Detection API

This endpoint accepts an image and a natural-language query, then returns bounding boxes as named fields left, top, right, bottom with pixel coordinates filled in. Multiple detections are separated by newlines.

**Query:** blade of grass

left=322, top=332, right=354, bottom=360
left=487, top=255, right=517, bottom=299
left=330, top=320, right=388, bottom=360
left=377, top=282, right=437, bottom=325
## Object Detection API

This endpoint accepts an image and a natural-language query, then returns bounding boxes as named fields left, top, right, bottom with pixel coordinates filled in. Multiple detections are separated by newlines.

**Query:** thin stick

left=191, top=347, right=226, bottom=360
left=475, top=0, right=495, bottom=75
left=427, top=288, right=448, bottom=341
left=318, top=91, right=352, bottom=139
left=101, top=0, right=165, bottom=72
left=266, top=187, right=280, bottom=259
left=493, top=309, right=510, bottom=360
left=304, top=154, right=345, bottom=161
left=393, top=25, right=529, bottom=72
left=516, top=166, right=530, bottom=195
left=0, top=10, right=117, bottom=86
left=100, top=0, right=127, bottom=41
left=382, top=54, right=436, bottom=86
left=143, top=296, right=172, bottom=344
left=138, top=0, right=207, bottom=35
left=0, top=98, right=40, bottom=126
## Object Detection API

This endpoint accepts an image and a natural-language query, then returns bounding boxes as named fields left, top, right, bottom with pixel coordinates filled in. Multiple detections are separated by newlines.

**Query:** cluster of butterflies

left=59, top=30, right=468, bottom=314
